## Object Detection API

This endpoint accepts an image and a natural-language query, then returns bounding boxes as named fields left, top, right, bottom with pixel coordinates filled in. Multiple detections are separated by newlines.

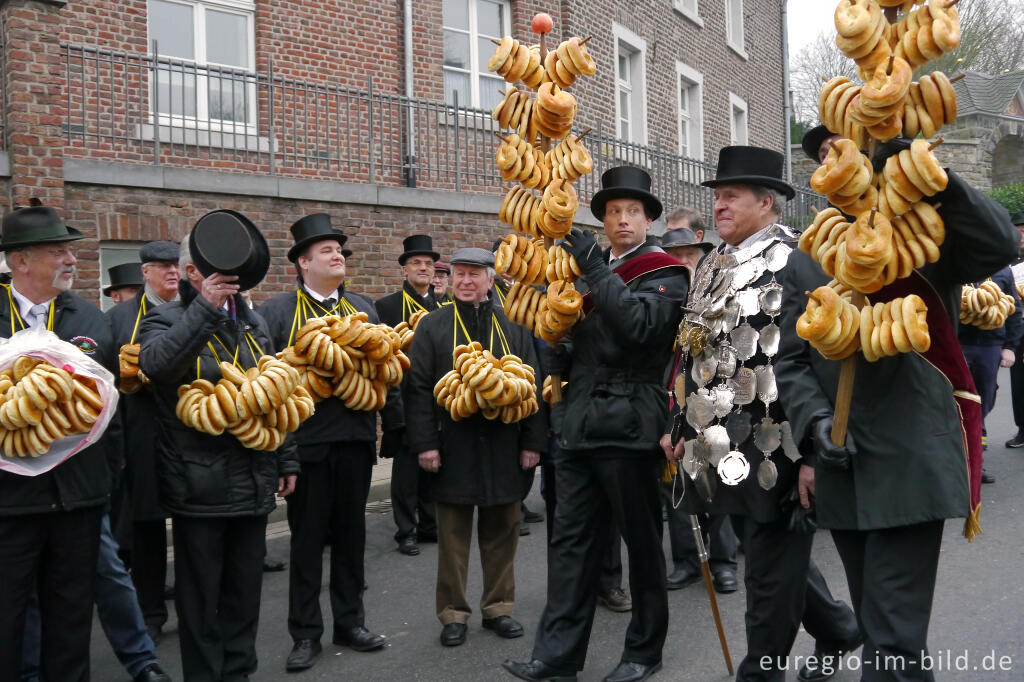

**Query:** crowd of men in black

left=0, top=136, right=1018, bottom=682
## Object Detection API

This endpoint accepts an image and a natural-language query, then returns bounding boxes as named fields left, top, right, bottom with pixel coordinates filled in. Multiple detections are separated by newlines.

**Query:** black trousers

left=541, top=450, right=623, bottom=592
left=0, top=507, right=102, bottom=682
left=130, top=518, right=169, bottom=629
left=172, top=515, right=267, bottom=682
left=832, top=521, right=944, bottom=682
left=390, top=445, right=436, bottom=542
left=288, top=442, right=374, bottom=642
left=803, top=559, right=860, bottom=650
left=730, top=515, right=814, bottom=682
left=532, top=452, right=668, bottom=673
left=663, top=477, right=738, bottom=572
left=1010, top=342, right=1024, bottom=428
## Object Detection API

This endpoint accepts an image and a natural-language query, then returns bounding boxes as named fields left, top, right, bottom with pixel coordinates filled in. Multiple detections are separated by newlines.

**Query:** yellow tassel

left=661, top=461, right=677, bottom=482
left=962, top=502, right=982, bottom=542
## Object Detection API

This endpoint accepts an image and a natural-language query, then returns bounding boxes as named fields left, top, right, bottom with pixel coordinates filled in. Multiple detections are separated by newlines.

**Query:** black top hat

left=189, top=210, right=270, bottom=292
left=103, top=262, right=144, bottom=297
left=287, top=213, right=352, bottom=262
left=661, top=227, right=715, bottom=253
left=590, top=166, right=663, bottom=221
left=140, top=240, right=180, bottom=263
left=801, top=124, right=838, bottom=163
left=0, top=206, right=85, bottom=252
left=702, top=146, right=796, bottom=199
left=399, top=234, right=440, bottom=265
left=1011, top=210, right=1024, bottom=226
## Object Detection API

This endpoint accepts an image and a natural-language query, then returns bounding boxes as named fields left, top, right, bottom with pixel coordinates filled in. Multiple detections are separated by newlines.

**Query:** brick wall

left=63, top=183, right=512, bottom=305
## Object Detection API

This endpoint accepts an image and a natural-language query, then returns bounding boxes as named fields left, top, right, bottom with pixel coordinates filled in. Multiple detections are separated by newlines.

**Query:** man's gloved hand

left=561, top=228, right=604, bottom=274
left=812, top=416, right=856, bottom=470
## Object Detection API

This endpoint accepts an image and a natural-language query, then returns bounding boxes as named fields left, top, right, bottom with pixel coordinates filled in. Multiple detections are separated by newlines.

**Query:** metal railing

left=60, top=42, right=820, bottom=228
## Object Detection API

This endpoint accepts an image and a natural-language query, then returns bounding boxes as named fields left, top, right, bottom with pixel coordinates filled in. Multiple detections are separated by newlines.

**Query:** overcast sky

left=786, top=0, right=839, bottom=60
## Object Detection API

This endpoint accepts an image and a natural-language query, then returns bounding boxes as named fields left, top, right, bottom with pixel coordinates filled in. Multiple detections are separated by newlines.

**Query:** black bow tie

left=322, top=297, right=337, bottom=309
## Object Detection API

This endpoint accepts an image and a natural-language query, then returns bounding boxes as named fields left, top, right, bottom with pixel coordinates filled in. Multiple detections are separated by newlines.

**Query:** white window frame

left=147, top=0, right=257, bottom=133
left=99, top=242, right=145, bottom=312
left=676, top=62, right=704, bottom=161
left=729, top=93, right=748, bottom=145
left=441, top=0, right=512, bottom=110
left=612, top=23, right=648, bottom=146
left=673, top=0, right=703, bottom=27
left=725, top=0, right=748, bottom=60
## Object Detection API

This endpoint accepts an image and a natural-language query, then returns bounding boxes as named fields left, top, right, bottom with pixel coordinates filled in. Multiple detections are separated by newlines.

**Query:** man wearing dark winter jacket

left=107, top=239, right=180, bottom=643
left=0, top=206, right=121, bottom=679
left=258, top=214, right=400, bottom=673
left=406, top=247, right=545, bottom=649
left=375, top=234, right=441, bottom=557
left=958, top=266, right=1023, bottom=483
left=505, top=167, right=689, bottom=682
left=139, top=216, right=298, bottom=682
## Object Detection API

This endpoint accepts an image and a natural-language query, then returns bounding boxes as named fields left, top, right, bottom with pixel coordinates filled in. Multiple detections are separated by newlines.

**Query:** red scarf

left=581, top=252, right=688, bottom=316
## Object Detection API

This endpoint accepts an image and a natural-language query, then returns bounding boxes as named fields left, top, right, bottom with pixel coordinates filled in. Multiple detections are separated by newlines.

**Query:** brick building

left=0, top=0, right=801, bottom=306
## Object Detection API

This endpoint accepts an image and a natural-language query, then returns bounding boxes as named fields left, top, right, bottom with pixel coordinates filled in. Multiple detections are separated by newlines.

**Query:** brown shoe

left=598, top=588, right=632, bottom=612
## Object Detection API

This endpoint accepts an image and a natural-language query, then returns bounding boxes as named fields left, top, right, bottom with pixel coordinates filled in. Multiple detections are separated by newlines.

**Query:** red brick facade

left=0, top=0, right=787, bottom=305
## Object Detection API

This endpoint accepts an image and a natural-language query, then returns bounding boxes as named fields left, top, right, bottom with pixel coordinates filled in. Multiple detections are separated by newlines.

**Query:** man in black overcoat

left=375, top=234, right=441, bottom=556
left=258, top=214, right=400, bottom=672
left=107, top=239, right=180, bottom=642
left=406, top=247, right=545, bottom=648
left=777, top=140, right=1018, bottom=682
left=505, top=167, right=689, bottom=682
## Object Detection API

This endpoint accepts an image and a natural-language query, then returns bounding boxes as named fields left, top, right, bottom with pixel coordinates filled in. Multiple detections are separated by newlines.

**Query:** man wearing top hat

left=375, top=234, right=441, bottom=557
left=107, top=240, right=180, bottom=644
left=405, top=247, right=545, bottom=648
left=505, top=166, right=689, bottom=682
left=104, top=262, right=144, bottom=304
left=779, top=138, right=1018, bottom=680
left=0, top=206, right=121, bottom=679
left=667, top=146, right=867, bottom=682
left=257, top=214, right=401, bottom=672
left=138, top=211, right=299, bottom=681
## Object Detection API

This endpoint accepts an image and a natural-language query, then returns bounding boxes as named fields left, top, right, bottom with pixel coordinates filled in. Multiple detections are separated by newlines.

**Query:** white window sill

left=132, top=123, right=275, bottom=153
left=674, top=6, right=704, bottom=28
left=441, top=110, right=501, bottom=132
left=728, top=41, right=749, bottom=61
left=601, top=142, right=652, bottom=169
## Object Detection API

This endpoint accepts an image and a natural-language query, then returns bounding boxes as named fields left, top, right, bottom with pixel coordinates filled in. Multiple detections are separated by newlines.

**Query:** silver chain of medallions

left=675, top=225, right=801, bottom=494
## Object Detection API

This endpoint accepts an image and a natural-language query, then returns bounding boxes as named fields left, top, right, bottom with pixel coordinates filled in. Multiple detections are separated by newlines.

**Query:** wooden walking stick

left=691, top=513, right=734, bottom=674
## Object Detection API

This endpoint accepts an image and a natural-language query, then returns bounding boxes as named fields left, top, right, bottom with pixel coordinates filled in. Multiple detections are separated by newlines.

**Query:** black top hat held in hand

left=189, top=210, right=270, bottom=291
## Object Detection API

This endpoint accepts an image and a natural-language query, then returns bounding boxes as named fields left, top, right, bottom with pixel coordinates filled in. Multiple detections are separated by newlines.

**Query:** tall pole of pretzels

left=691, top=513, right=733, bottom=674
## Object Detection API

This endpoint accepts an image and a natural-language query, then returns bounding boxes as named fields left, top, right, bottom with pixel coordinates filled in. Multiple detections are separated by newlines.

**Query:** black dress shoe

left=666, top=564, right=701, bottom=590
left=502, top=658, right=577, bottom=681
left=286, top=639, right=322, bottom=672
left=598, top=588, right=632, bottom=612
left=398, top=536, right=420, bottom=556
left=263, top=558, right=286, bottom=572
left=982, top=469, right=996, bottom=484
left=482, top=615, right=524, bottom=638
left=333, top=626, right=386, bottom=651
left=440, top=622, right=467, bottom=647
left=1006, top=430, right=1024, bottom=448
left=134, top=663, right=171, bottom=682
left=602, top=661, right=662, bottom=682
left=712, top=568, right=738, bottom=593
left=797, top=634, right=863, bottom=682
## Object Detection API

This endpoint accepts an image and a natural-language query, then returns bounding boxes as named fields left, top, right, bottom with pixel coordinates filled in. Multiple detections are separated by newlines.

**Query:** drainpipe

left=781, top=0, right=793, bottom=182
left=404, top=0, right=416, bottom=187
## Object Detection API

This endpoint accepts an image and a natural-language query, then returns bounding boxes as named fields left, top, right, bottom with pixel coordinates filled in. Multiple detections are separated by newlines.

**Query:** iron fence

left=60, top=42, right=819, bottom=228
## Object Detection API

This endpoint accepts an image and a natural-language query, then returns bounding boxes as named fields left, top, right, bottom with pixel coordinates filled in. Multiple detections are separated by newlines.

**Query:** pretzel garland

left=432, top=342, right=539, bottom=423
left=175, top=358, right=314, bottom=452
left=281, top=313, right=410, bottom=411
left=119, top=343, right=150, bottom=394
left=541, top=375, right=568, bottom=404
left=0, top=356, right=99, bottom=458
left=960, top=281, right=1016, bottom=330
left=393, top=310, right=428, bottom=352
left=495, top=234, right=548, bottom=286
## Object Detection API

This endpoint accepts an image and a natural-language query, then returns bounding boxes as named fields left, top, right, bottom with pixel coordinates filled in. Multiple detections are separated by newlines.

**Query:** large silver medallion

left=757, top=459, right=779, bottom=490
left=692, top=351, right=718, bottom=387
left=754, top=365, right=778, bottom=404
left=711, top=386, right=736, bottom=418
left=759, top=283, right=783, bottom=316
left=736, top=289, right=761, bottom=317
left=685, top=391, right=716, bottom=430
left=753, top=417, right=782, bottom=453
left=704, top=424, right=731, bottom=465
left=717, top=451, right=750, bottom=485
left=716, top=346, right=738, bottom=378
left=758, top=323, right=781, bottom=357
left=730, top=323, right=760, bottom=361
left=765, top=243, right=792, bottom=272
left=726, top=410, right=753, bottom=446
left=780, top=421, right=801, bottom=462
left=728, top=367, right=757, bottom=405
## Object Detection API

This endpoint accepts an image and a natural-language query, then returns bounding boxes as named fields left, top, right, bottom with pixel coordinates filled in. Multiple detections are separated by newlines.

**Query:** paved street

left=92, top=369, right=1024, bottom=681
